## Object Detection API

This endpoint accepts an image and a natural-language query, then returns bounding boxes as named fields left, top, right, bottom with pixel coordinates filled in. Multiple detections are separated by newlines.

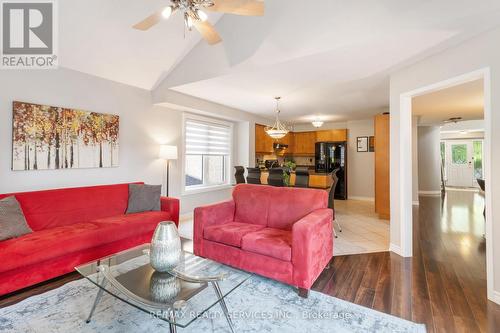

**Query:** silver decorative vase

left=150, top=272, right=181, bottom=303
left=150, top=221, right=181, bottom=272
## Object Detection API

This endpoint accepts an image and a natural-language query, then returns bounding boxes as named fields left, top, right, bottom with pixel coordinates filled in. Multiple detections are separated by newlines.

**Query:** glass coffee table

left=75, top=241, right=252, bottom=333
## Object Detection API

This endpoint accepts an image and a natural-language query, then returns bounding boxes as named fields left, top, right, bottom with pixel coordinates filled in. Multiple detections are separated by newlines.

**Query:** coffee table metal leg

left=86, top=287, right=105, bottom=323
left=168, top=310, right=177, bottom=333
left=211, top=281, right=235, bottom=333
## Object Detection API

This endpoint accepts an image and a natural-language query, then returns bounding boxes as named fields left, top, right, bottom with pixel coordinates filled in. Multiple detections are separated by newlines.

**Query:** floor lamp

left=159, top=145, right=178, bottom=197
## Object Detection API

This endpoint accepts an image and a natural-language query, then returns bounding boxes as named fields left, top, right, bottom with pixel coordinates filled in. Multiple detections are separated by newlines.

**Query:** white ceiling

left=58, top=1, right=500, bottom=123
left=413, top=79, right=484, bottom=125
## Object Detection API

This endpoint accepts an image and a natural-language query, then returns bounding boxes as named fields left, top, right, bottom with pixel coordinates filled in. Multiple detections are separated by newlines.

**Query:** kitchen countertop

left=260, top=169, right=332, bottom=176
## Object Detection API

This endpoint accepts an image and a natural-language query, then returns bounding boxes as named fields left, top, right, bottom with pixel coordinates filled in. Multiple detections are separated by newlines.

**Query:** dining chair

left=246, top=167, right=262, bottom=184
left=477, top=178, right=485, bottom=218
left=328, top=168, right=342, bottom=238
left=268, top=168, right=285, bottom=187
left=294, top=167, right=310, bottom=188
left=234, top=166, right=246, bottom=184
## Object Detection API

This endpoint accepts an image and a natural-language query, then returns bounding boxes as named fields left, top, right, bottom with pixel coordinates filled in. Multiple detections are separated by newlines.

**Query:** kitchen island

left=260, top=169, right=333, bottom=189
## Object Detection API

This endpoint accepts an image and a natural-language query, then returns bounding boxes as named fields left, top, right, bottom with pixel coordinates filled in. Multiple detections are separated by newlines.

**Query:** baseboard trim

left=179, top=212, right=193, bottom=221
left=389, top=243, right=402, bottom=256
left=489, top=290, right=500, bottom=305
left=418, top=190, right=441, bottom=196
left=412, top=201, right=420, bottom=206
left=348, top=196, right=375, bottom=202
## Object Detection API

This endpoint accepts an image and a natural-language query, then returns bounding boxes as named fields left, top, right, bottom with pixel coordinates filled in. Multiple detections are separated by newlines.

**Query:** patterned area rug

left=0, top=276, right=425, bottom=333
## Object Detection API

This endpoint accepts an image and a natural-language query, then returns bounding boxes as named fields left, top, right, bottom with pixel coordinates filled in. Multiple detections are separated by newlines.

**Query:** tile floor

left=332, top=199, right=390, bottom=256
left=178, top=199, right=390, bottom=257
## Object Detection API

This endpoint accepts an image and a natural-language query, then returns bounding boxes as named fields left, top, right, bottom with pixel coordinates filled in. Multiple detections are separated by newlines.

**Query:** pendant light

left=311, top=118, right=324, bottom=128
left=265, top=97, right=290, bottom=139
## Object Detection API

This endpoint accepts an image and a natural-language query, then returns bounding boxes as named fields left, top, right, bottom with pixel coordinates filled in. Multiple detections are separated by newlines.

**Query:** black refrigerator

left=315, top=142, right=347, bottom=200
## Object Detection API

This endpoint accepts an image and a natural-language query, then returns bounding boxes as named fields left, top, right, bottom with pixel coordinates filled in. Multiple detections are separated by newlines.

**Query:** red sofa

left=194, top=184, right=333, bottom=296
left=0, top=183, right=179, bottom=296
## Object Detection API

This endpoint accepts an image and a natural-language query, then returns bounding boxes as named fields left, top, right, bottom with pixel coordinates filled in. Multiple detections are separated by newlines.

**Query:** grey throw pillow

left=0, top=196, right=33, bottom=241
left=126, top=184, right=162, bottom=214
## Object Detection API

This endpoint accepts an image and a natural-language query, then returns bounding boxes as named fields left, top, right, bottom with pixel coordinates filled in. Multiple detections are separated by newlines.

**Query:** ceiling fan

left=132, top=0, right=264, bottom=45
left=443, top=117, right=463, bottom=124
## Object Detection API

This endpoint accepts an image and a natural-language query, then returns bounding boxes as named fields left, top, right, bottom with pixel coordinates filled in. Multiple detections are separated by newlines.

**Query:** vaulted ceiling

left=59, top=1, right=500, bottom=123
left=59, top=0, right=223, bottom=90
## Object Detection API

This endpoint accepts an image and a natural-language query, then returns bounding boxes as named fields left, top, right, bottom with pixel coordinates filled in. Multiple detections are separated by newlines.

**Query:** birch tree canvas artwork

left=12, top=101, right=119, bottom=171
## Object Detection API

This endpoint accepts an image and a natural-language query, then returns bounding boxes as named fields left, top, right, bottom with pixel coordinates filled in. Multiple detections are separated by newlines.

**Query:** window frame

left=182, top=113, right=234, bottom=195
left=473, top=139, right=484, bottom=180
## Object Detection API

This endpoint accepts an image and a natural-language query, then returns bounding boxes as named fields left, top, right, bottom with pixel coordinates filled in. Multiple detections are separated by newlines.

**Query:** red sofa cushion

left=91, top=211, right=171, bottom=234
left=0, top=183, right=138, bottom=231
left=233, top=185, right=270, bottom=226
left=267, top=187, right=328, bottom=230
left=231, top=184, right=329, bottom=230
left=1, top=222, right=102, bottom=273
left=241, top=228, right=292, bottom=261
left=204, top=222, right=265, bottom=248
left=0, top=211, right=170, bottom=273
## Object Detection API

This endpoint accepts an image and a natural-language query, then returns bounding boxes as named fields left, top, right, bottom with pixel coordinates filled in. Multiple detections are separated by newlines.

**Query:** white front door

left=445, top=141, right=474, bottom=187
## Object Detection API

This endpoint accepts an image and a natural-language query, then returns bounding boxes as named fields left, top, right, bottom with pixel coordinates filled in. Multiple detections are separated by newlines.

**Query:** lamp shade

left=159, top=145, right=178, bottom=160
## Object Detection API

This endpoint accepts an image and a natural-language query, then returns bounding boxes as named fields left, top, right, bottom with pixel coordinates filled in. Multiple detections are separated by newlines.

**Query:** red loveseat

left=0, top=183, right=179, bottom=296
left=194, top=184, right=333, bottom=296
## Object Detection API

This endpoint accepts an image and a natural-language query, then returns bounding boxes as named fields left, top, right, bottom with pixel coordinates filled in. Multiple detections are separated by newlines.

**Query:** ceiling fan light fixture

left=162, top=6, right=173, bottom=19
left=311, top=119, right=324, bottom=128
left=184, top=12, right=193, bottom=29
left=196, top=9, right=208, bottom=22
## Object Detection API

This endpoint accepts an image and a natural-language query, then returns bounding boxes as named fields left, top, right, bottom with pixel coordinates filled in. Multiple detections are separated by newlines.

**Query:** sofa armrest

left=292, top=208, right=333, bottom=290
left=160, top=197, right=180, bottom=226
left=193, top=200, right=235, bottom=257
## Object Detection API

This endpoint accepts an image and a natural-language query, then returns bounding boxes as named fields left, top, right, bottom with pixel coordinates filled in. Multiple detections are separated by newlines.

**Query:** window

left=451, top=144, right=467, bottom=164
left=183, top=115, right=232, bottom=192
left=440, top=141, right=446, bottom=180
left=473, top=140, right=483, bottom=179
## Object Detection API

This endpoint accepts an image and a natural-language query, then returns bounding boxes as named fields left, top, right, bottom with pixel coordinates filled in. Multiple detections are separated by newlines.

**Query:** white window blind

left=185, top=119, right=231, bottom=156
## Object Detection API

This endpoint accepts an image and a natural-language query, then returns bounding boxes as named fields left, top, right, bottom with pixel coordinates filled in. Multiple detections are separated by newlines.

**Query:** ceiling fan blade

left=206, top=0, right=264, bottom=16
left=132, top=7, right=167, bottom=31
left=193, top=20, right=222, bottom=45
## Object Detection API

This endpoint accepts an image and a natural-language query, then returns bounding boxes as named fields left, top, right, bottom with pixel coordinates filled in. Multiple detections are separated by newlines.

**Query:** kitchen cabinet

left=255, top=124, right=274, bottom=153
left=260, top=171, right=331, bottom=188
left=279, top=132, right=294, bottom=153
left=293, top=131, right=316, bottom=155
left=309, top=174, right=333, bottom=188
left=255, top=125, right=348, bottom=156
left=255, top=124, right=294, bottom=154
left=316, top=129, right=348, bottom=142
left=374, top=113, right=390, bottom=220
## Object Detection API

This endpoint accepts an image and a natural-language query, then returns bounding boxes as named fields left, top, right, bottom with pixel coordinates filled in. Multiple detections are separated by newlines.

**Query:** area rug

left=0, top=276, right=425, bottom=333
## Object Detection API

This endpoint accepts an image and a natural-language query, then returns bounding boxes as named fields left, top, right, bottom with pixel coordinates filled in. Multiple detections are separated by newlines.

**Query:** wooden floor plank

left=372, top=252, right=393, bottom=314
left=354, top=253, right=384, bottom=307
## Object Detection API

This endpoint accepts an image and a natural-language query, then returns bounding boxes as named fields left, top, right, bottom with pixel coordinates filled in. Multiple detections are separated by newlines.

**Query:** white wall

left=292, top=117, right=377, bottom=200
left=417, top=126, right=441, bottom=194
left=0, top=68, right=261, bottom=215
left=440, top=119, right=485, bottom=140
left=441, top=119, right=484, bottom=132
left=389, top=25, right=500, bottom=302
left=440, top=131, right=484, bottom=140
left=412, top=116, right=419, bottom=203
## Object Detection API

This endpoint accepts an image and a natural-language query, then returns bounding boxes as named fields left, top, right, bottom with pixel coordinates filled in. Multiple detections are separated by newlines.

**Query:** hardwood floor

left=1, top=190, right=499, bottom=332
left=313, top=189, right=500, bottom=332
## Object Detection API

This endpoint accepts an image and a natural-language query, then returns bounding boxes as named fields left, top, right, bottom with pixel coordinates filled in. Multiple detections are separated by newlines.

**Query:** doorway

left=398, top=68, right=494, bottom=303
left=443, top=139, right=483, bottom=188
